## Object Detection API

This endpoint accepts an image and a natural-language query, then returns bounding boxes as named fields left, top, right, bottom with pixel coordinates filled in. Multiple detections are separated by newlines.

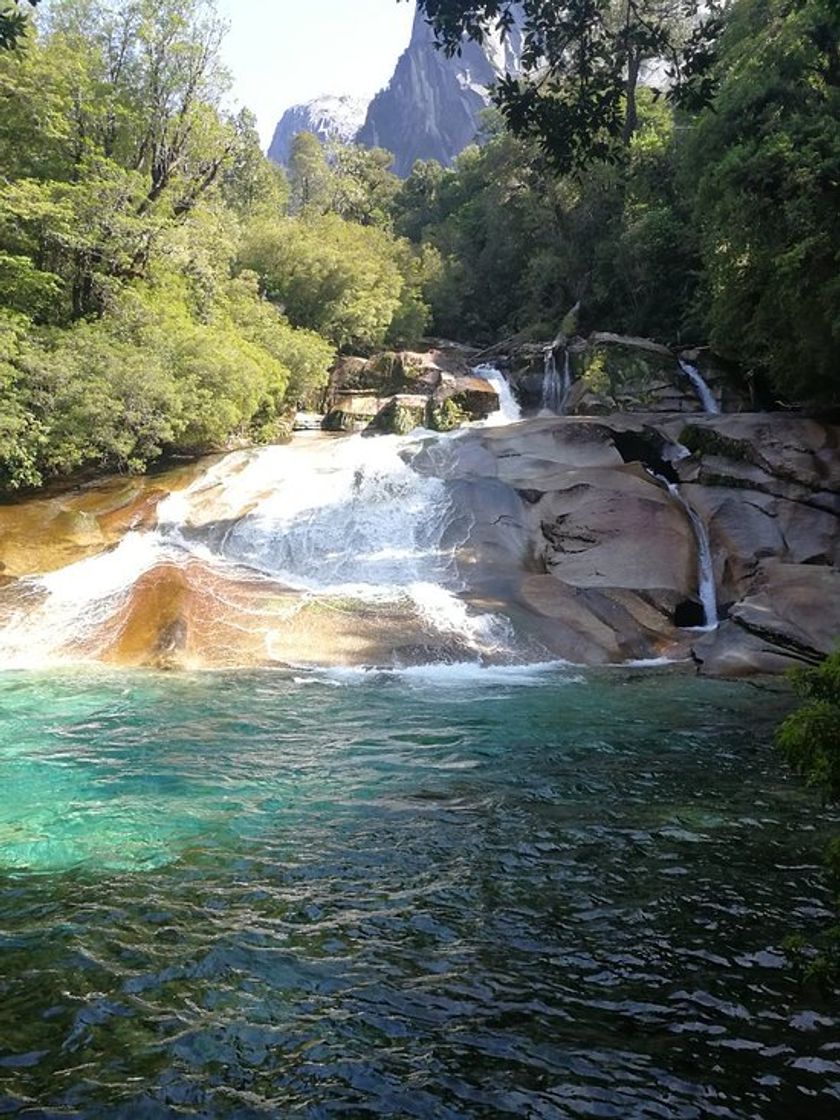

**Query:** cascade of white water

left=160, top=435, right=464, bottom=594
left=679, top=359, right=720, bottom=414
left=540, top=348, right=571, bottom=414
left=541, top=348, right=562, bottom=413
left=665, top=482, right=718, bottom=629
left=163, top=433, right=516, bottom=653
left=0, top=531, right=174, bottom=667
left=0, top=430, right=520, bottom=668
left=474, top=363, right=522, bottom=425
left=562, top=349, right=572, bottom=402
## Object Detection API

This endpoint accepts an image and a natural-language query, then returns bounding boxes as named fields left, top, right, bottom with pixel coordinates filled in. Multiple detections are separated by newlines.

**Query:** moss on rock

left=679, top=425, right=756, bottom=464
left=430, top=397, right=468, bottom=432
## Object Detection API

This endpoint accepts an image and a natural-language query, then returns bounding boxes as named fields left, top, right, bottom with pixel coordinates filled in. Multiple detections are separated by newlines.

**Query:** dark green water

left=0, top=666, right=837, bottom=1118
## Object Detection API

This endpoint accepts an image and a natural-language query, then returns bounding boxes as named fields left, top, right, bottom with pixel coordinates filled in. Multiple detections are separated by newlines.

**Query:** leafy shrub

left=777, top=649, right=840, bottom=989
left=777, top=651, right=840, bottom=802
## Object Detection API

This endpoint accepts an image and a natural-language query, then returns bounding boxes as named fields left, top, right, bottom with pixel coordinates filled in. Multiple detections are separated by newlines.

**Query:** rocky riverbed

left=0, top=395, right=836, bottom=675
left=409, top=409, right=840, bottom=672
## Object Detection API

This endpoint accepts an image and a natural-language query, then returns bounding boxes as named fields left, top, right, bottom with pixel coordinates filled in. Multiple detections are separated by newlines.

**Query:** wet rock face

left=0, top=403, right=835, bottom=676
left=503, top=334, right=747, bottom=416
left=437, top=411, right=840, bottom=671
left=323, top=347, right=497, bottom=434
left=0, top=470, right=200, bottom=578
left=693, top=564, right=840, bottom=676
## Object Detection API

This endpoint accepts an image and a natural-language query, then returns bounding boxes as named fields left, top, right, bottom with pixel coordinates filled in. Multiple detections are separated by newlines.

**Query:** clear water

left=0, top=667, right=838, bottom=1118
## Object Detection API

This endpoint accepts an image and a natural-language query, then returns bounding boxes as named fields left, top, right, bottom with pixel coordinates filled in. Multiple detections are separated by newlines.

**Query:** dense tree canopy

left=393, top=97, right=697, bottom=344
left=686, top=0, right=840, bottom=403
left=0, top=0, right=337, bottom=489
left=0, top=0, right=836, bottom=494
left=0, top=0, right=433, bottom=492
left=415, top=0, right=725, bottom=169
left=240, top=212, right=437, bottom=351
left=389, top=0, right=838, bottom=406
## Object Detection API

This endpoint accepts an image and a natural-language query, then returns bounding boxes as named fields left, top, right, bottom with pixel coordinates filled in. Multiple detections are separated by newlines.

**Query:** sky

left=215, top=0, right=416, bottom=150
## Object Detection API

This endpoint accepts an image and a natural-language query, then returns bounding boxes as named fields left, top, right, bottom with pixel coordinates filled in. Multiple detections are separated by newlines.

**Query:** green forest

left=0, top=0, right=837, bottom=493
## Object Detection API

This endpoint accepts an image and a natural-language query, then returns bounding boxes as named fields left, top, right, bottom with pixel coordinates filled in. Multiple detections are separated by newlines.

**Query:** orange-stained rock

left=0, top=460, right=210, bottom=578
left=100, top=561, right=192, bottom=669
left=91, top=559, right=471, bottom=671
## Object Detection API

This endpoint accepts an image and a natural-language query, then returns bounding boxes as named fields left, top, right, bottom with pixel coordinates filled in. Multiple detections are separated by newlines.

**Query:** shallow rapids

left=0, top=423, right=519, bottom=671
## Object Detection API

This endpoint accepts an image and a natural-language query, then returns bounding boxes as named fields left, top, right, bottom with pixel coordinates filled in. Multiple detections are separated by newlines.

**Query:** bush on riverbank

left=0, top=1, right=426, bottom=494
left=777, top=650, right=840, bottom=988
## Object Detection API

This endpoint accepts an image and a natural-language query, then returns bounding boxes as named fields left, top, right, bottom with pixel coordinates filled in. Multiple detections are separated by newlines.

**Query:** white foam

left=154, top=431, right=516, bottom=654
left=619, top=656, right=692, bottom=668
left=474, top=363, right=522, bottom=425
left=408, top=582, right=513, bottom=653
left=0, top=532, right=172, bottom=668
left=295, top=659, right=576, bottom=688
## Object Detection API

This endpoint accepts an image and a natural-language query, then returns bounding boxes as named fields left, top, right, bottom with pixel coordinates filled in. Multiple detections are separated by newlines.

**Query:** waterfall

left=645, top=448, right=718, bottom=630
left=679, top=358, right=720, bottom=414
left=162, top=434, right=516, bottom=666
left=0, top=433, right=516, bottom=668
left=665, top=482, right=718, bottom=629
left=293, top=410, right=323, bottom=431
left=0, top=529, right=188, bottom=669
left=474, top=363, right=522, bottom=425
left=160, top=436, right=465, bottom=594
left=541, top=348, right=571, bottom=414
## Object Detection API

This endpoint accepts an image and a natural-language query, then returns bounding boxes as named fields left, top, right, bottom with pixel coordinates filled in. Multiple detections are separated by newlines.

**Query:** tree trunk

left=622, top=49, right=641, bottom=145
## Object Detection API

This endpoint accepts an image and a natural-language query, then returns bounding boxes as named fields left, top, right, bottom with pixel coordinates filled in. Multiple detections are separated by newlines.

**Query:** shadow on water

left=0, top=667, right=838, bottom=1118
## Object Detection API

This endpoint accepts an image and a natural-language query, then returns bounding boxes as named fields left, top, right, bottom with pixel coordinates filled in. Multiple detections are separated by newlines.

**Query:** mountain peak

left=267, top=94, right=369, bottom=166
left=266, top=7, right=525, bottom=176
left=355, top=5, right=524, bottom=176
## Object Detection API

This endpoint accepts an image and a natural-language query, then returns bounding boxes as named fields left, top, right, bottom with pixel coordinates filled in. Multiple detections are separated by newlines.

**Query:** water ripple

left=0, top=669, right=837, bottom=1117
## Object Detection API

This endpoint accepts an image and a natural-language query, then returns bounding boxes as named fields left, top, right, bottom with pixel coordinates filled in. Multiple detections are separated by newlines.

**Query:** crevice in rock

left=674, top=599, right=704, bottom=628
left=728, top=615, right=825, bottom=665
left=541, top=516, right=598, bottom=553
left=611, top=429, right=679, bottom=483
left=517, top=489, right=544, bottom=505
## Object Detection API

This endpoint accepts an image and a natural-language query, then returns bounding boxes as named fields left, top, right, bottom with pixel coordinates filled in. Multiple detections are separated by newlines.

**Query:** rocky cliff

left=356, top=6, right=524, bottom=176
left=267, top=95, right=369, bottom=166
left=404, top=409, right=840, bottom=673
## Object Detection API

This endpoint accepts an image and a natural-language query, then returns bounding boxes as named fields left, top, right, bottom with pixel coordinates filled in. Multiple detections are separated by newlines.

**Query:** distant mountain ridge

left=267, top=5, right=524, bottom=177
